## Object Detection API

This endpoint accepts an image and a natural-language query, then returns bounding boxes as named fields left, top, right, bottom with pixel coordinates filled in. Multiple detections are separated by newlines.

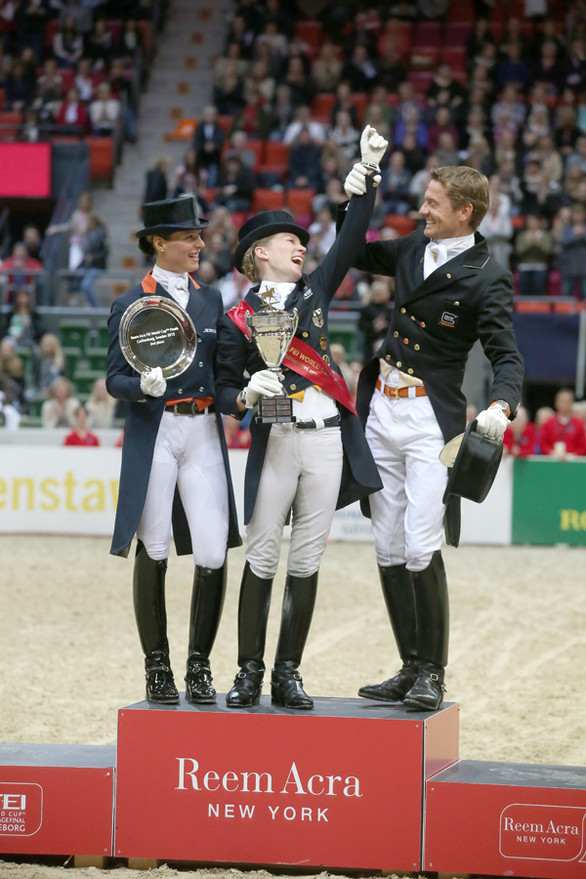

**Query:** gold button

left=408, top=368, right=414, bottom=375
left=396, top=361, right=402, bottom=368
left=303, top=331, right=309, bottom=338
left=411, top=315, right=416, bottom=321
left=386, top=354, right=391, bottom=360
left=393, top=331, right=399, bottom=338
left=290, top=384, right=296, bottom=391
left=454, top=299, right=459, bottom=305
left=414, top=344, right=420, bottom=351
left=400, top=307, right=406, bottom=313
left=447, top=274, right=452, bottom=280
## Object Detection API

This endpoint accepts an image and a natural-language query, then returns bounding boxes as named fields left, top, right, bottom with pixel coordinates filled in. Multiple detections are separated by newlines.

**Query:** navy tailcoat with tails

left=215, top=177, right=383, bottom=525
left=352, top=228, right=524, bottom=546
left=106, top=271, right=241, bottom=557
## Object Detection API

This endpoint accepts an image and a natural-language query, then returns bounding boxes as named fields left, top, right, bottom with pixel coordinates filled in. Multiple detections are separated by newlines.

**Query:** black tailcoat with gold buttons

left=354, top=229, right=524, bottom=545
left=106, top=271, right=241, bottom=557
left=215, top=179, right=383, bottom=525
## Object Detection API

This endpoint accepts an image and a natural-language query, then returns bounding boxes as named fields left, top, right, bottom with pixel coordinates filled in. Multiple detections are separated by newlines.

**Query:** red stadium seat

left=384, top=215, right=417, bottom=236
left=252, top=189, right=285, bottom=212
left=86, top=136, right=114, bottom=183
left=311, top=93, right=336, bottom=124
left=286, top=189, right=315, bottom=225
left=262, top=140, right=290, bottom=175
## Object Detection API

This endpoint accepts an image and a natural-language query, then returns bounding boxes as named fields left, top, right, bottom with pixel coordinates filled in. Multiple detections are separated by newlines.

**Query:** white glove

left=140, top=366, right=167, bottom=398
left=475, top=404, right=509, bottom=441
left=243, top=368, right=283, bottom=408
left=343, top=162, right=382, bottom=198
left=359, top=124, right=389, bottom=170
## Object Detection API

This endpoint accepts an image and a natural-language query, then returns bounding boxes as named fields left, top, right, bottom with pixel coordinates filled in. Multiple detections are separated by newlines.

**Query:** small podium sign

left=115, top=695, right=459, bottom=870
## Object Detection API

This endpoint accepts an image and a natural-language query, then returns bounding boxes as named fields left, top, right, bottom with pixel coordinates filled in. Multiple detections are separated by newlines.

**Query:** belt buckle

left=389, top=386, right=400, bottom=398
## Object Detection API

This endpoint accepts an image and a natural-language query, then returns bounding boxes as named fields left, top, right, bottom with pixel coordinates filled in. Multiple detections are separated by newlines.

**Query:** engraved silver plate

left=119, top=295, right=197, bottom=378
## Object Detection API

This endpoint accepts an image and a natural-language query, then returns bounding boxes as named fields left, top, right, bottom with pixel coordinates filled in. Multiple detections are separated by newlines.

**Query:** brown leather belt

left=165, top=400, right=216, bottom=416
left=375, top=378, right=427, bottom=399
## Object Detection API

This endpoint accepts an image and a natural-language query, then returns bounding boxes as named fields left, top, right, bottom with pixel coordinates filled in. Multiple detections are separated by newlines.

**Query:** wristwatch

left=491, top=399, right=511, bottom=417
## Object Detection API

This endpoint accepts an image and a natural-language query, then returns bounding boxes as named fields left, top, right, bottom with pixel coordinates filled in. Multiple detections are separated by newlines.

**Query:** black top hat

left=442, top=419, right=503, bottom=505
left=234, top=210, right=310, bottom=274
left=136, top=195, right=210, bottom=238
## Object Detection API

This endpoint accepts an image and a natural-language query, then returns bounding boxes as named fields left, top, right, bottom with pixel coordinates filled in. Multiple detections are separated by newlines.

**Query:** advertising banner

left=512, top=459, right=586, bottom=546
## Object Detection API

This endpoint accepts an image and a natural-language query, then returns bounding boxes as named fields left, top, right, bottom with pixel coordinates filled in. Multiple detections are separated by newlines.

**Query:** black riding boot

left=226, top=562, right=273, bottom=708
left=185, top=564, right=227, bottom=704
left=403, top=550, right=449, bottom=712
left=359, top=564, right=418, bottom=702
left=133, top=540, right=179, bottom=704
left=271, top=571, right=318, bottom=710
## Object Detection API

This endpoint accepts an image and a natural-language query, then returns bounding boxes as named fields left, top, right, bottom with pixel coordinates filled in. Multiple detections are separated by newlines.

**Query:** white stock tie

left=423, top=240, right=448, bottom=279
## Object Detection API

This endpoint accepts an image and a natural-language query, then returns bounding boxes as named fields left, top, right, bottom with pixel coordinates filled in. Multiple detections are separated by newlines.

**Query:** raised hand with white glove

left=475, top=401, right=510, bottom=441
left=359, top=124, right=389, bottom=171
left=241, top=368, right=283, bottom=408
left=140, top=366, right=167, bottom=398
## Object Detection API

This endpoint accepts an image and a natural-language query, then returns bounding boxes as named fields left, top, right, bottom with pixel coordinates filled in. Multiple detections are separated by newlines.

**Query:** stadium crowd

left=1, top=0, right=586, bottom=453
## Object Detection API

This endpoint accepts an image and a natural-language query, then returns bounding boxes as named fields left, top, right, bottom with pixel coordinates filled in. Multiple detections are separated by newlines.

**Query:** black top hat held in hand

left=136, top=194, right=210, bottom=238
left=234, top=210, right=310, bottom=273
left=442, top=419, right=504, bottom=505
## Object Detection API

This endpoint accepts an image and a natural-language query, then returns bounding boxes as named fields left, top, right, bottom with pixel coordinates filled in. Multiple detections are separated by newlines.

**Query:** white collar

left=431, top=233, right=476, bottom=259
left=152, top=264, right=189, bottom=290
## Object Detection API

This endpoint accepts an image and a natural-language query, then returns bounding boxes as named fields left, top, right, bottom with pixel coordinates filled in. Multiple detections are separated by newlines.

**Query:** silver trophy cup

left=245, top=306, right=299, bottom=423
left=118, top=295, right=197, bottom=379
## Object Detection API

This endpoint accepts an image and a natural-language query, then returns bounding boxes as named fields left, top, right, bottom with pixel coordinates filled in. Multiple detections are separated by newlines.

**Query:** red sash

left=227, top=300, right=357, bottom=415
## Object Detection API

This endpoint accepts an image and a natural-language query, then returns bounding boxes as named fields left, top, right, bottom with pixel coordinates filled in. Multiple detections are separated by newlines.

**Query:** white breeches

left=365, top=392, right=447, bottom=572
left=246, top=424, right=343, bottom=579
left=137, top=412, right=229, bottom=568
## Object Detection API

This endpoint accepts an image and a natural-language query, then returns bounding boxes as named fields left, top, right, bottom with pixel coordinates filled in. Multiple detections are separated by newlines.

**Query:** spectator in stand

left=491, top=84, right=527, bottom=137
left=0, top=241, right=43, bottom=304
left=409, top=153, right=440, bottom=209
left=85, top=18, right=114, bottom=71
left=282, top=54, right=315, bottom=109
left=232, top=82, right=271, bottom=140
left=522, top=166, right=563, bottom=221
left=530, top=38, right=566, bottom=95
left=5, top=57, right=34, bottom=110
left=35, top=57, right=64, bottom=123
left=46, top=190, right=93, bottom=276
left=495, top=38, right=530, bottom=90
left=34, top=332, right=65, bottom=396
left=401, top=132, right=426, bottom=176
left=200, top=231, right=233, bottom=280
left=55, top=85, right=90, bottom=135
left=117, top=18, right=143, bottom=69
left=533, top=405, right=554, bottom=453
left=283, top=104, right=326, bottom=147
left=564, top=135, right=586, bottom=176
left=478, top=173, right=514, bottom=268
left=522, top=104, right=554, bottom=155
left=204, top=205, right=238, bottom=251
left=108, top=56, right=138, bottom=143
left=328, top=108, right=361, bottom=164
left=394, top=103, right=428, bottom=152
left=466, top=16, right=496, bottom=72
left=218, top=267, right=252, bottom=310
left=534, top=133, right=564, bottom=184
left=308, top=204, right=337, bottom=259
left=74, top=57, right=96, bottom=103
left=226, top=128, right=257, bottom=169
left=212, top=57, right=244, bottom=116
left=341, top=43, right=378, bottom=93
left=426, top=62, right=467, bottom=125
left=20, top=224, right=42, bottom=261
left=0, top=337, right=25, bottom=409
left=563, top=35, right=586, bottom=93
left=254, top=19, right=288, bottom=70
left=215, top=152, right=255, bottom=214
left=143, top=155, right=169, bottom=204
left=87, top=376, right=116, bottom=429
left=41, top=376, right=80, bottom=429
left=427, top=106, right=460, bottom=156
left=224, top=13, right=256, bottom=60
left=557, top=202, right=586, bottom=300
left=515, top=213, right=553, bottom=295
left=89, top=81, right=121, bottom=136
left=1, top=288, right=45, bottom=348
left=435, top=131, right=460, bottom=168
left=193, top=105, right=225, bottom=189
left=78, top=212, right=109, bottom=308
left=0, top=373, right=21, bottom=429
left=358, top=278, right=393, bottom=362
left=52, top=15, right=84, bottom=69
left=311, top=41, right=342, bottom=93
left=331, top=80, right=360, bottom=129
left=63, top=404, right=100, bottom=446
left=539, top=388, right=586, bottom=457
left=380, top=150, right=412, bottom=216
left=287, top=125, right=323, bottom=191
left=16, top=106, right=49, bottom=142
left=502, top=406, right=536, bottom=457
left=266, top=82, right=294, bottom=142
left=214, top=42, right=248, bottom=89
left=363, top=84, right=394, bottom=142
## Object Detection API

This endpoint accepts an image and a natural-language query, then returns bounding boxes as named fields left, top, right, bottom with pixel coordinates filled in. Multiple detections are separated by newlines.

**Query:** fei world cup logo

left=0, top=782, right=43, bottom=836
left=500, top=803, right=586, bottom=864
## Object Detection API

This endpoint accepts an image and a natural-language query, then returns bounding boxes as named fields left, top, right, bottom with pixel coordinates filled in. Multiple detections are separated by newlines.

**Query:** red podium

left=424, top=760, right=586, bottom=878
left=0, top=743, right=115, bottom=858
left=115, top=695, right=459, bottom=871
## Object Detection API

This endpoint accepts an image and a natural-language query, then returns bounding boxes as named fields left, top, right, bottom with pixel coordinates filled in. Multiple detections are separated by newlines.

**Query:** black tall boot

left=403, top=550, right=449, bottom=712
left=185, top=564, right=227, bottom=705
left=271, top=571, right=318, bottom=710
left=359, top=564, right=418, bottom=702
left=133, top=540, right=179, bottom=704
left=226, top=562, right=273, bottom=708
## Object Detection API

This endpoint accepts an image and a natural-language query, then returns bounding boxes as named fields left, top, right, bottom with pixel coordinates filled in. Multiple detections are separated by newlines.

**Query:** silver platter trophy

left=245, top=292, right=299, bottom=423
left=119, top=295, right=197, bottom=379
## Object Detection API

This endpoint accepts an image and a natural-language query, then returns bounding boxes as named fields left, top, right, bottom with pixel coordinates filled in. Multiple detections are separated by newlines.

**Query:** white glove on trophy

left=475, top=403, right=509, bottom=441
left=343, top=125, right=388, bottom=197
left=140, top=366, right=167, bottom=398
left=243, top=368, right=283, bottom=408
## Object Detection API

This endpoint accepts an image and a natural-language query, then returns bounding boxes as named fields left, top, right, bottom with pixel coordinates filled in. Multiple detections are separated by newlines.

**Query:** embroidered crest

left=304, top=286, right=314, bottom=300
left=319, top=333, right=328, bottom=351
left=439, top=311, right=458, bottom=328
left=322, top=354, right=330, bottom=366
left=312, top=307, right=324, bottom=327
